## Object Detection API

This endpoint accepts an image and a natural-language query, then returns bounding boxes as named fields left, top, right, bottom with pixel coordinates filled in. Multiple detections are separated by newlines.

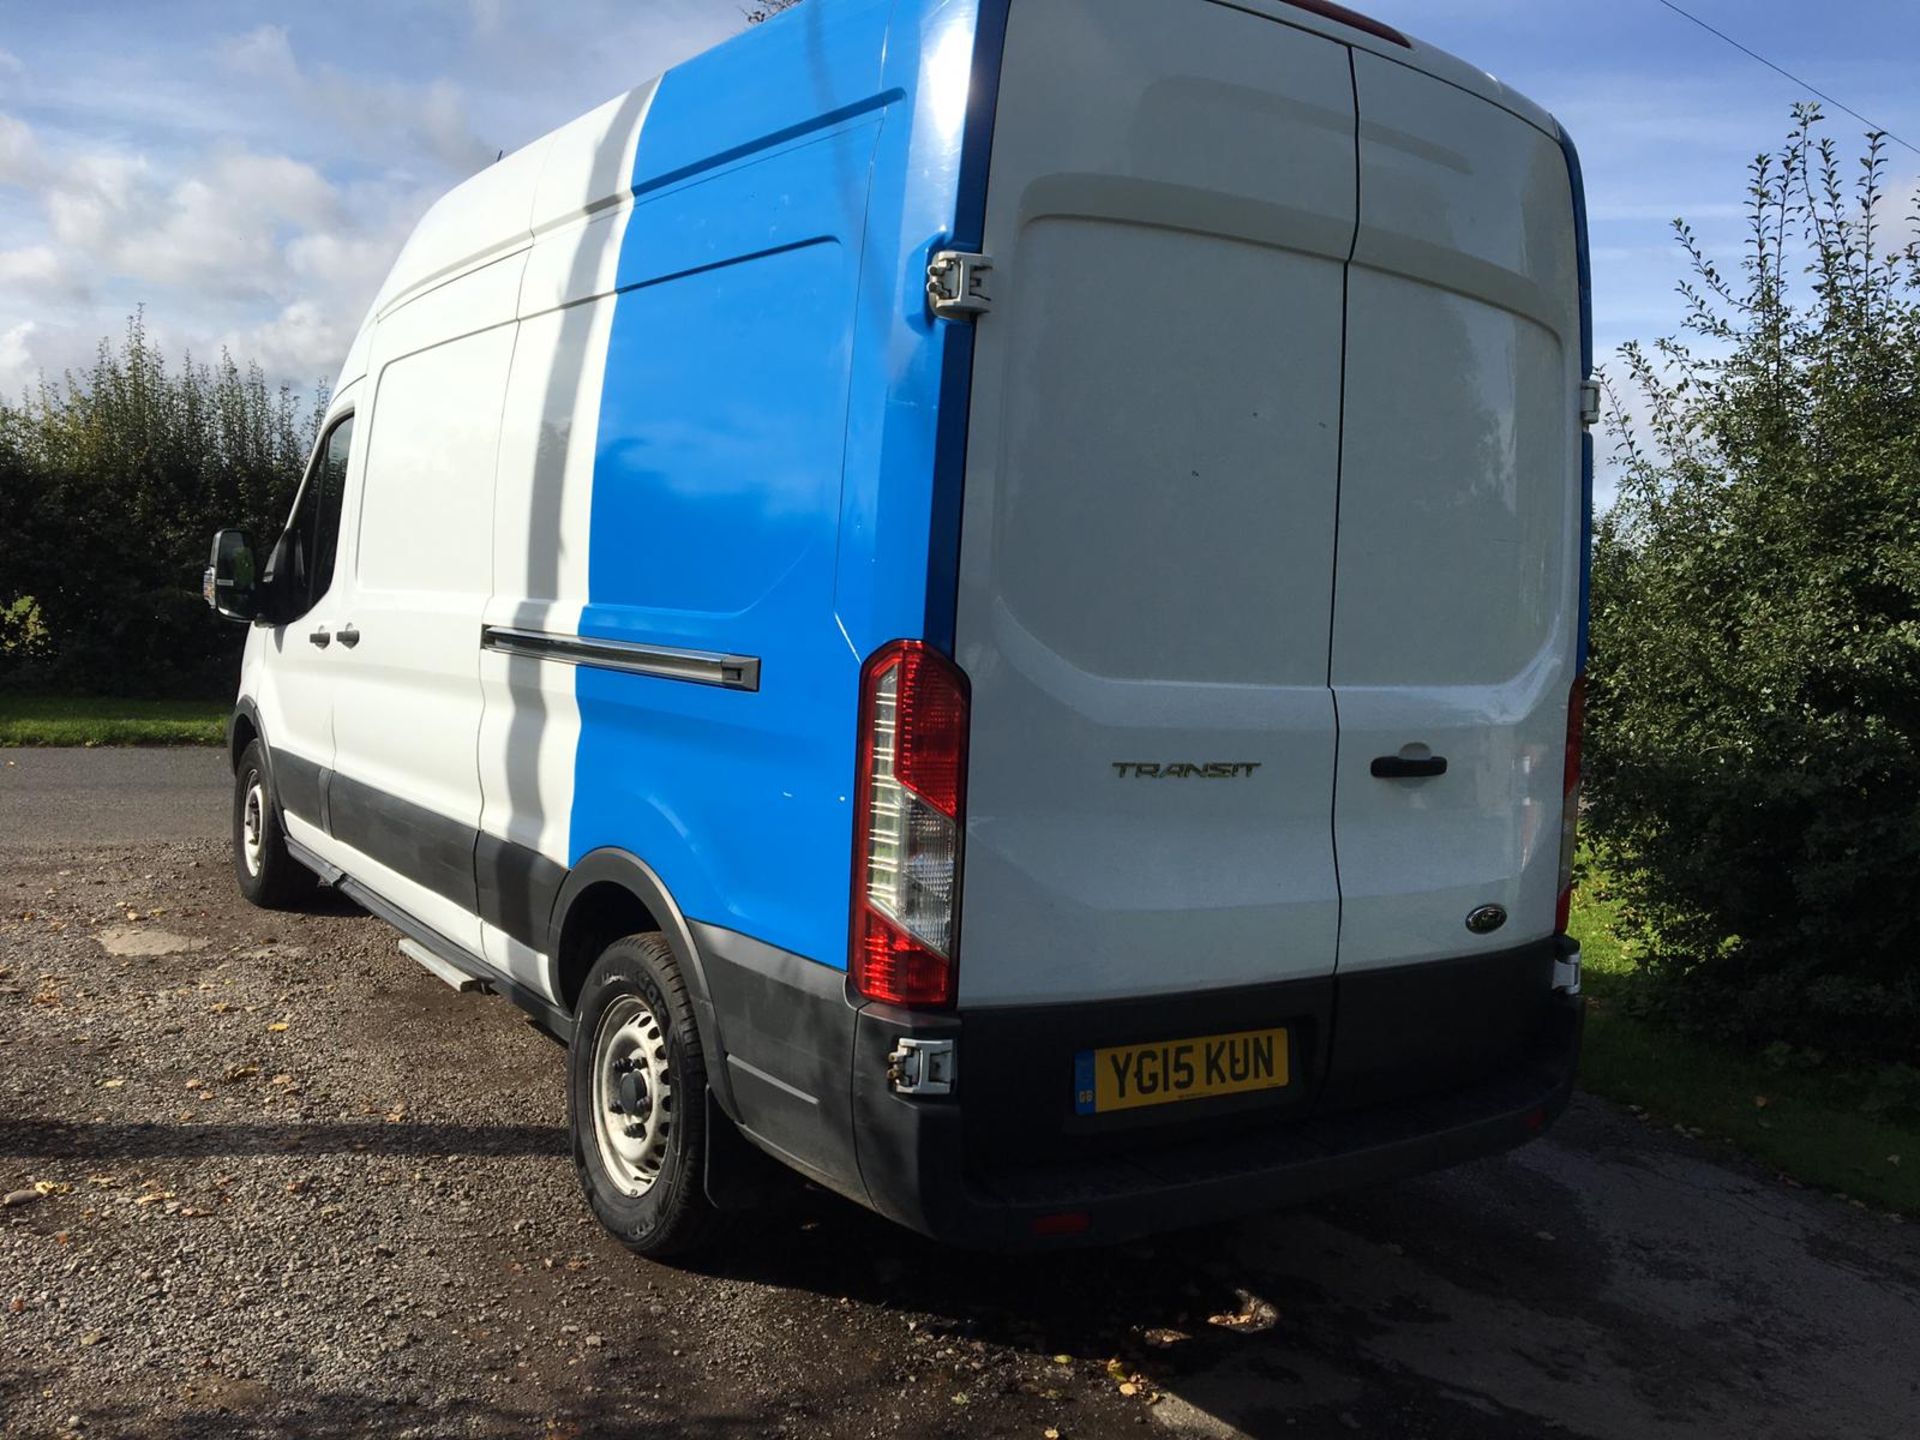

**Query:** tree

left=0, top=313, right=325, bottom=697
left=743, top=0, right=803, bottom=22
left=1588, top=105, right=1920, bottom=1064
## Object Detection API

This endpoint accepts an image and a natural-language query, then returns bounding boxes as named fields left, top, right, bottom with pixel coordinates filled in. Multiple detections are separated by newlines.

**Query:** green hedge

left=0, top=313, right=323, bottom=699
left=1588, top=107, right=1920, bottom=1065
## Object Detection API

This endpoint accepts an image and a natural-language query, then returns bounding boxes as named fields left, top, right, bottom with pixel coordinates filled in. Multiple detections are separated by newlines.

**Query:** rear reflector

left=1555, top=673, right=1585, bottom=933
left=851, top=641, right=970, bottom=1008
left=1276, top=0, right=1411, bottom=47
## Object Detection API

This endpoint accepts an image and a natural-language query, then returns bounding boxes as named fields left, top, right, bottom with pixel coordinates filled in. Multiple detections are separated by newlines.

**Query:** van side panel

left=566, top=5, right=892, bottom=970
left=547, top=0, right=992, bottom=1183
left=324, top=256, right=524, bottom=956
left=476, top=88, right=656, bottom=995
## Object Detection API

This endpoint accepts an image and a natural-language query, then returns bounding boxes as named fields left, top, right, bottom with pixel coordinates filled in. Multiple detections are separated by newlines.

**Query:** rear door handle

left=337, top=625, right=360, bottom=649
left=1371, top=755, right=1447, bottom=779
left=309, top=627, right=331, bottom=649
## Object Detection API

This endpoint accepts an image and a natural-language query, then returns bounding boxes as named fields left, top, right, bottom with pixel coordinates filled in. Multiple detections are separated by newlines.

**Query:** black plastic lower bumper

left=848, top=962, right=1584, bottom=1251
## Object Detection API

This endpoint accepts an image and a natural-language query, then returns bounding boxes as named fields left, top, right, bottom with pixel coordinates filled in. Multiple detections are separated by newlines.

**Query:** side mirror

left=203, top=529, right=260, bottom=623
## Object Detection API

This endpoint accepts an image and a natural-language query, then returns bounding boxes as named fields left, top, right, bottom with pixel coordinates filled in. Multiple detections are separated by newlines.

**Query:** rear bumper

left=848, top=952, right=1583, bottom=1251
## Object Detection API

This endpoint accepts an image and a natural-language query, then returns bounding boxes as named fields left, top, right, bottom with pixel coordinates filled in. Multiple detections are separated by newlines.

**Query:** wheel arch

left=228, top=697, right=265, bottom=773
left=547, top=849, right=738, bottom=1118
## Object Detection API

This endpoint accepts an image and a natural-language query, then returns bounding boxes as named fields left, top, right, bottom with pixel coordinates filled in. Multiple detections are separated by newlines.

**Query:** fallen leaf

left=1119, top=1382, right=1139, bottom=1397
left=1206, top=1289, right=1278, bottom=1334
left=1143, top=1328, right=1188, bottom=1349
left=224, top=1064, right=260, bottom=1082
left=100, top=1078, right=125, bottom=1090
left=266, top=1020, right=289, bottom=1033
left=1051, top=1354, right=1072, bottom=1366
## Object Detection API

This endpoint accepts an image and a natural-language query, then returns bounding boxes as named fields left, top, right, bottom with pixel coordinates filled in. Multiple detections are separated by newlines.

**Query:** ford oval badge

left=1465, top=904, right=1507, bottom=935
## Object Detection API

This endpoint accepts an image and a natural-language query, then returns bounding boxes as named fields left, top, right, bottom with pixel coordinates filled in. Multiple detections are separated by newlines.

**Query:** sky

left=1, top=0, right=1916, bottom=457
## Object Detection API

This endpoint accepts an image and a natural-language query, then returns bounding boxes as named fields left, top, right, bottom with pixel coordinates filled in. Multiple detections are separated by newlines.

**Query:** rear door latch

left=926, top=250, right=993, bottom=320
left=887, top=1037, right=956, bottom=1096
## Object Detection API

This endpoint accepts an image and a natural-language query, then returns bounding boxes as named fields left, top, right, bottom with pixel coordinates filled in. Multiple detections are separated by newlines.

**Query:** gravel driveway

left=2, top=753, right=1917, bottom=1438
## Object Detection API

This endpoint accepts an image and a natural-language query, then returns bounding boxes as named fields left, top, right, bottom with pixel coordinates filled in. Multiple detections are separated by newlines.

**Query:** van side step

left=399, top=938, right=495, bottom=993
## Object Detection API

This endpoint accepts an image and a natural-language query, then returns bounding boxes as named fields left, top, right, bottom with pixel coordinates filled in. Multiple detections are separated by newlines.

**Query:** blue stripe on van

left=1557, top=123, right=1594, bottom=673
left=569, top=0, right=987, bottom=968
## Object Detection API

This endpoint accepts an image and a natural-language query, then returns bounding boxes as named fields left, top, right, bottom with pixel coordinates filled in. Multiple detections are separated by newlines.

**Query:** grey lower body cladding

left=699, top=927, right=1583, bottom=1250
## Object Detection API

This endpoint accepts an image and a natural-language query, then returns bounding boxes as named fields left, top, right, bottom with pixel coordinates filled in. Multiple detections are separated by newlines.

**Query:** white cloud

left=0, top=3, right=740, bottom=395
left=0, top=319, right=38, bottom=397
left=32, top=145, right=341, bottom=299
left=219, top=25, right=494, bottom=176
left=220, top=299, right=357, bottom=382
left=0, top=245, right=72, bottom=291
left=0, top=113, right=42, bottom=186
left=221, top=25, right=296, bottom=83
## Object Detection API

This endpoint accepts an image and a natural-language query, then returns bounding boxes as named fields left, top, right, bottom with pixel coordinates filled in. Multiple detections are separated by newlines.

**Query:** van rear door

left=951, top=0, right=1355, bottom=1007
left=1327, top=56, right=1582, bottom=982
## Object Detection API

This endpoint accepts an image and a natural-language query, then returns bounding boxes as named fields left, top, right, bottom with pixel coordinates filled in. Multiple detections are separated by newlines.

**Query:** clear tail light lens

left=1556, top=672, right=1585, bottom=933
left=852, top=641, right=969, bottom=1007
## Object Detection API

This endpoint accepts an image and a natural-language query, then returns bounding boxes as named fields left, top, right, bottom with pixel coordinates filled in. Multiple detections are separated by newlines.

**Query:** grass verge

left=1568, top=876, right=1917, bottom=1216
left=0, top=696, right=227, bottom=747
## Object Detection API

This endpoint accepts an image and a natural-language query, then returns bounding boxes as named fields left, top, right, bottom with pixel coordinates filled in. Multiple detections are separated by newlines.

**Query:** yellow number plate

left=1074, top=1027, right=1290, bottom=1115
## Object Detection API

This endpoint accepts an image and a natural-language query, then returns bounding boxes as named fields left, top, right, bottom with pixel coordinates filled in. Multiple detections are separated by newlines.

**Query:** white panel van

left=205, top=0, right=1593, bottom=1255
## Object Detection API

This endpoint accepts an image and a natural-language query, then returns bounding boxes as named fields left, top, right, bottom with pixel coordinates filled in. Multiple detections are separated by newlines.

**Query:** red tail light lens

left=851, top=641, right=969, bottom=1008
left=1555, top=673, right=1585, bottom=933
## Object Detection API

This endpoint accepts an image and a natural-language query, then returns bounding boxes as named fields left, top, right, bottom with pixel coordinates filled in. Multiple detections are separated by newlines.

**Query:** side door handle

left=309, top=627, right=331, bottom=649
left=337, top=625, right=361, bottom=649
left=1371, top=754, right=1447, bottom=779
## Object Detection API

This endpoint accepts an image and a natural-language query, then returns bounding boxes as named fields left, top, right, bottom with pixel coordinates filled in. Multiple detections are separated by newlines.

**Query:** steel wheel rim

left=590, top=993, right=674, bottom=1197
left=241, top=778, right=265, bottom=878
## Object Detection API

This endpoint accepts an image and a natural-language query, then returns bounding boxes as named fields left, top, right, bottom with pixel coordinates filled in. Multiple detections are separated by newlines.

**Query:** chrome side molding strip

left=480, top=626, right=761, bottom=692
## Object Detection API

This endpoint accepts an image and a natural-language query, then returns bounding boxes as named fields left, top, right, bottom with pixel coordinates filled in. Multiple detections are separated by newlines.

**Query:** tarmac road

left=0, top=747, right=231, bottom=847
left=1, top=750, right=1916, bottom=1438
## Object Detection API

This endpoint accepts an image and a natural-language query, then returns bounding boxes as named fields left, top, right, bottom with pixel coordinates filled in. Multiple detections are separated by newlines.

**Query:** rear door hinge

left=1578, top=378, right=1602, bottom=429
left=927, top=250, right=993, bottom=321
left=887, top=1037, right=956, bottom=1096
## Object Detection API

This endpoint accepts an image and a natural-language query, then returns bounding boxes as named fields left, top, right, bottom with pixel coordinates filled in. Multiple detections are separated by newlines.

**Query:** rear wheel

left=232, top=739, right=313, bottom=910
left=569, top=933, right=720, bottom=1259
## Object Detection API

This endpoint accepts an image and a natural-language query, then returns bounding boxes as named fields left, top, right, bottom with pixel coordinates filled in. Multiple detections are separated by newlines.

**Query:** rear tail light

left=851, top=641, right=969, bottom=1008
left=1555, top=673, right=1585, bottom=933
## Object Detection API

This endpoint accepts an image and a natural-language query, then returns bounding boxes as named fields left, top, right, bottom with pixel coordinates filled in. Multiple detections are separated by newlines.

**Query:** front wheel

left=232, top=739, right=313, bottom=910
left=569, top=932, right=720, bottom=1259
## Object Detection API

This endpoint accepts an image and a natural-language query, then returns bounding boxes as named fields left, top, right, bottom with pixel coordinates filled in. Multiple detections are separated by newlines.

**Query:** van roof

left=352, top=0, right=1558, bottom=350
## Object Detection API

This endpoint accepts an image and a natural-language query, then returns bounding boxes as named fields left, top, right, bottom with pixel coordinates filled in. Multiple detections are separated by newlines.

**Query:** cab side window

left=273, top=415, right=355, bottom=619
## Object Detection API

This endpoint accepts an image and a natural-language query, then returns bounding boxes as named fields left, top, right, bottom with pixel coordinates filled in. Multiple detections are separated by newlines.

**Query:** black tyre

left=233, top=739, right=314, bottom=910
left=569, top=932, right=721, bottom=1259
